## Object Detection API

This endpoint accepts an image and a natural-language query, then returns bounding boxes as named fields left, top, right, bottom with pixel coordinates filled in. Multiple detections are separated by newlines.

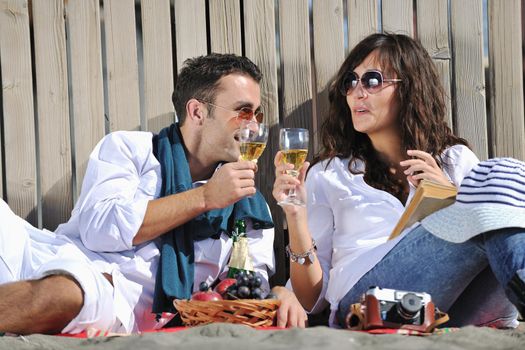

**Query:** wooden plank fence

left=0, top=0, right=524, bottom=285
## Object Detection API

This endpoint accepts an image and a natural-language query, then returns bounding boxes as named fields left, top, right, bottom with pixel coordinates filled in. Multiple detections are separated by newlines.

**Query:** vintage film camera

left=345, top=286, right=445, bottom=332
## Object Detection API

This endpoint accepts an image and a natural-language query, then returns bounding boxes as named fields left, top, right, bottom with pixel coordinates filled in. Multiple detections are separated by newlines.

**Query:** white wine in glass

left=281, top=149, right=308, bottom=177
left=278, top=128, right=309, bottom=206
left=239, top=120, right=269, bottom=163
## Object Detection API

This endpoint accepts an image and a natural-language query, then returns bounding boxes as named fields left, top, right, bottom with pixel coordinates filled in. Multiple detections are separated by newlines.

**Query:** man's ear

left=186, top=99, right=206, bottom=125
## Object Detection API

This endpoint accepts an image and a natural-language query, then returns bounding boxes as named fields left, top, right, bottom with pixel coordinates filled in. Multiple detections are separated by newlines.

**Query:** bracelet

left=285, top=239, right=316, bottom=265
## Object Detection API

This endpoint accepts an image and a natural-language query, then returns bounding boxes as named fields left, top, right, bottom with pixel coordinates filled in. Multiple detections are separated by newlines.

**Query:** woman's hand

left=271, top=286, right=308, bottom=328
left=272, top=151, right=310, bottom=215
left=400, top=150, right=452, bottom=187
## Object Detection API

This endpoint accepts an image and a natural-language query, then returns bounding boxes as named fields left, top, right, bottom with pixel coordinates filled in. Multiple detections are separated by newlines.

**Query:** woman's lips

left=353, top=107, right=370, bottom=115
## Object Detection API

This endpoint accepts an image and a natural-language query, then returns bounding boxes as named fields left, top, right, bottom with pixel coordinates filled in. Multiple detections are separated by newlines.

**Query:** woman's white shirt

left=304, top=145, right=479, bottom=317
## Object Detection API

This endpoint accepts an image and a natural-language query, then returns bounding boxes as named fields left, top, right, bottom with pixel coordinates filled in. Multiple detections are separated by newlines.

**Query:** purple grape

left=238, top=286, right=250, bottom=298
left=252, top=276, right=262, bottom=288
left=251, top=288, right=263, bottom=299
left=199, top=281, right=209, bottom=292
left=237, top=276, right=250, bottom=287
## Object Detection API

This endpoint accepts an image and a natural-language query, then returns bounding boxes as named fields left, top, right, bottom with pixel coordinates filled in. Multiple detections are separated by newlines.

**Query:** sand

left=1, top=323, right=525, bottom=350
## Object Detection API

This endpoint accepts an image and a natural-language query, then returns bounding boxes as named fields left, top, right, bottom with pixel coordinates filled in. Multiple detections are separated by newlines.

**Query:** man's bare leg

left=0, top=274, right=83, bottom=334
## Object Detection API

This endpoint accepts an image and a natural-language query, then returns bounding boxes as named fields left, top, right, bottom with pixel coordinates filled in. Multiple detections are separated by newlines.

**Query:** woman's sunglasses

left=199, top=100, right=264, bottom=123
left=339, top=70, right=402, bottom=95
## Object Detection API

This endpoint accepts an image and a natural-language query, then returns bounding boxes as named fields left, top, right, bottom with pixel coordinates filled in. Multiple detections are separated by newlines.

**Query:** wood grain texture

left=488, top=0, right=525, bottom=159
left=104, top=0, right=141, bottom=132
left=141, top=0, right=175, bottom=133
left=32, top=0, right=73, bottom=229
left=0, top=0, right=37, bottom=224
left=416, top=0, right=453, bottom=126
left=174, top=0, right=207, bottom=73
left=209, top=0, right=242, bottom=54
left=277, top=0, right=314, bottom=284
left=312, top=0, right=345, bottom=152
left=382, top=0, right=413, bottom=36
left=450, top=0, right=488, bottom=159
left=244, top=0, right=284, bottom=285
left=278, top=0, right=313, bottom=132
left=347, top=0, right=378, bottom=51
left=65, top=0, right=105, bottom=197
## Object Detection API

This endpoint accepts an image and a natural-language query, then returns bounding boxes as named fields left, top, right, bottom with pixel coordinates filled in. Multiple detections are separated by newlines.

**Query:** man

left=0, top=53, right=307, bottom=335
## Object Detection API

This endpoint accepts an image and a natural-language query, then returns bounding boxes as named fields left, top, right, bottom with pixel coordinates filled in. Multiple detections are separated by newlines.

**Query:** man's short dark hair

left=172, top=53, right=262, bottom=124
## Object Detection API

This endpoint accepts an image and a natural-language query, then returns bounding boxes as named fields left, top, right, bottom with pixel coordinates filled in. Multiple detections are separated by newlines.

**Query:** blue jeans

left=336, top=226, right=525, bottom=328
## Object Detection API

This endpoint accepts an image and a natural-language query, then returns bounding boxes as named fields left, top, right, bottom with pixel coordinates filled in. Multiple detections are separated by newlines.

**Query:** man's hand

left=134, top=160, right=257, bottom=245
left=272, top=286, right=308, bottom=328
left=203, top=161, right=257, bottom=210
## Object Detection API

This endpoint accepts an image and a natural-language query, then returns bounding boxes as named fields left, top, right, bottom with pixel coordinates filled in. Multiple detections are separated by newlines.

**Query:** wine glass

left=278, top=128, right=309, bottom=206
left=238, top=120, right=269, bottom=163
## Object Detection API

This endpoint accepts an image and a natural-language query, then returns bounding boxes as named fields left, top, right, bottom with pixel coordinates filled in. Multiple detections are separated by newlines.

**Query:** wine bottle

left=227, top=219, right=254, bottom=278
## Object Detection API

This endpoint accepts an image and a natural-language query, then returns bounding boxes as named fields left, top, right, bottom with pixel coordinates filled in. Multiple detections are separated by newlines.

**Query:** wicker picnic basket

left=173, top=299, right=281, bottom=327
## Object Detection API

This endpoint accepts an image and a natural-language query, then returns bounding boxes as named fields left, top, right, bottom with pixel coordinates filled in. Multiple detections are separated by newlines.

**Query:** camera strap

left=425, top=309, right=449, bottom=333
left=346, top=303, right=366, bottom=331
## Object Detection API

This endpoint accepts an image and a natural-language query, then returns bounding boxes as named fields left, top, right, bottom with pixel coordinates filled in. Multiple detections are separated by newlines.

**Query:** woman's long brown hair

left=315, top=33, right=469, bottom=200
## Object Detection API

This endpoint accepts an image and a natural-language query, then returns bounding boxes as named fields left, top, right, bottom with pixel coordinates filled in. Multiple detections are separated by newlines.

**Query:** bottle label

left=228, top=237, right=254, bottom=271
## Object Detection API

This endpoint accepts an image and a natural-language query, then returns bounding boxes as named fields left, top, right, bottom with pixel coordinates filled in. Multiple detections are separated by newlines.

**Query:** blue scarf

left=151, top=123, right=273, bottom=313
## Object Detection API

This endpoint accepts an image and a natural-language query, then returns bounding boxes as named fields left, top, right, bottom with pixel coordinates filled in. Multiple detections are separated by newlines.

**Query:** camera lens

left=396, top=293, right=422, bottom=321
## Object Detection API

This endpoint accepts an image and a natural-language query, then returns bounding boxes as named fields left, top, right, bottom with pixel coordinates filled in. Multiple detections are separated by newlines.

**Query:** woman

left=273, top=33, right=524, bottom=328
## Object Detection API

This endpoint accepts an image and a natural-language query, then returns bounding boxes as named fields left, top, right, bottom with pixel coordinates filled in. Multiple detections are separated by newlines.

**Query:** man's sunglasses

left=199, top=100, right=264, bottom=123
left=339, top=70, right=402, bottom=95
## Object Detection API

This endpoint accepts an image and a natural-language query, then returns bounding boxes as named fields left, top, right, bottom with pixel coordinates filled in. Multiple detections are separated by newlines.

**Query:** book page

left=388, top=181, right=456, bottom=240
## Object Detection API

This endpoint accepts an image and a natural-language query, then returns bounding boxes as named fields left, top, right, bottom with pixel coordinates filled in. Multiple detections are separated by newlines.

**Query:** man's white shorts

left=0, top=200, right=118, bottom=333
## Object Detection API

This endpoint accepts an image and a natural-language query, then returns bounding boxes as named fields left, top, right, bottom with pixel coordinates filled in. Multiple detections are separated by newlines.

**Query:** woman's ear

left=186, top=98, right=206, bottom=125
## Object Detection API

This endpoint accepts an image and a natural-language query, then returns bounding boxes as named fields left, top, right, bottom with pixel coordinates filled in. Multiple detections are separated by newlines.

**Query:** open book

left=388, top=180, right=457, bottom=240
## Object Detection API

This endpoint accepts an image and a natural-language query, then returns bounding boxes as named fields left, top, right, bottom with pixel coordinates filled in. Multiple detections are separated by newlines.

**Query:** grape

left=237, top=275, right=250, bottom=287
left=216, top=272, right=269, bottom=300
left=252, top=276, right=262, bottom=288
left=251, top=287, right=263, bottom=299
left=199, top=281, right=209, bottom=292
left=237, top=286, right=251, bottom=298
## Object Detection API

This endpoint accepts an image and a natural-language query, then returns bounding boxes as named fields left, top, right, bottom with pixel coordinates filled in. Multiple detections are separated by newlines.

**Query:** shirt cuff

left=122, top=198, right=150, bottom=248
